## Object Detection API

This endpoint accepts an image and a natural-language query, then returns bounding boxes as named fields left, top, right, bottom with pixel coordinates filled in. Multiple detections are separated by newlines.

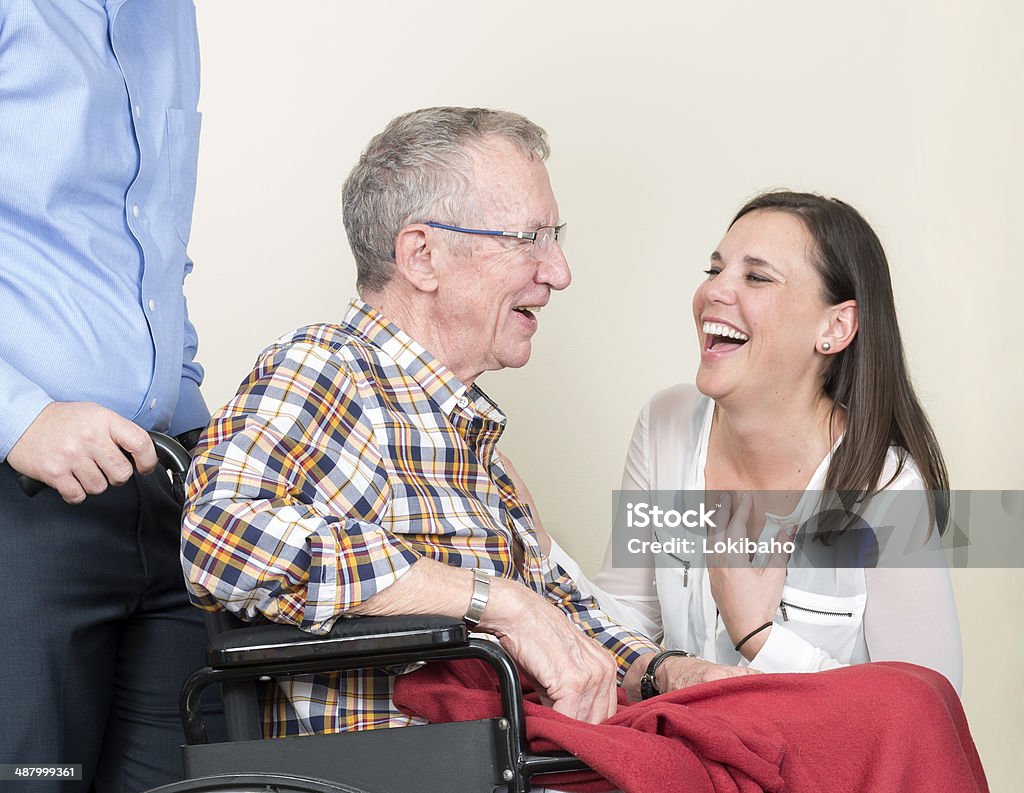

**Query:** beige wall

left=190, top=1, right=1022, bottom=788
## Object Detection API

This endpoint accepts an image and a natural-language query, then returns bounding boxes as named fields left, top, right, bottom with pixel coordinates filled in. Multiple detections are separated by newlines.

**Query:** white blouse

left=551, top=384, right=963, bottom=692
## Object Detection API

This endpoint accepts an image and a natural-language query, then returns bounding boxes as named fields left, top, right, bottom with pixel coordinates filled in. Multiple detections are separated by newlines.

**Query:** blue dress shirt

left=0, top=0, right=206, bottom=458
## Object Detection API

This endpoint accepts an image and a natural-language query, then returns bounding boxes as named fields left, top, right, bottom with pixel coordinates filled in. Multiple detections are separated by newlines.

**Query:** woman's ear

left=393, top=224, right=440, bottom=293
left=819, top=299, right=858, bottom=354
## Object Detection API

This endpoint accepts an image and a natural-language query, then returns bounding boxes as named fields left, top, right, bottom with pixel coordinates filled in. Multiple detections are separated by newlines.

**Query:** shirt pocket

left=166, top=108, right=202, bottom=245
left=778, top=584, right=867, bottom=662
left=779, top=585, right=866, bottom=626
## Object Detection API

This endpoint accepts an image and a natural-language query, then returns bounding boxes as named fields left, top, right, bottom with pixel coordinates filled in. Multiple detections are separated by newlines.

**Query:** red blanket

left=394, top=660, right=987, bottom=793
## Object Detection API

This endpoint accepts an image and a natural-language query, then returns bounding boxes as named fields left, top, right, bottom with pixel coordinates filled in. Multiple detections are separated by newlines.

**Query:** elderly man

left=181, top=106, right=753, bottom=735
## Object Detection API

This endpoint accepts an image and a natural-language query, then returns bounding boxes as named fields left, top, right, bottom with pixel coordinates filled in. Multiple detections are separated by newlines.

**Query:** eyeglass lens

left=535, top=225, right=566, bottom=254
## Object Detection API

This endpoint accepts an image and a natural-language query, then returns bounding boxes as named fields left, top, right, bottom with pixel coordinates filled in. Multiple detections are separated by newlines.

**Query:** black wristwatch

left=639, top=649, right=693, bottom=700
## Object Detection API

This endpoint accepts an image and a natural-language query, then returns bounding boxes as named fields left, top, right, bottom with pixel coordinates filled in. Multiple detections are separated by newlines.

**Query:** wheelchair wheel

left=144, top=773, right=378, bottom=793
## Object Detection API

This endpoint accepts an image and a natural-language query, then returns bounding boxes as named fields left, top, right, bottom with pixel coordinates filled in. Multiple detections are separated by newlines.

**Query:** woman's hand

left=707, top=492, right=795, bottom=660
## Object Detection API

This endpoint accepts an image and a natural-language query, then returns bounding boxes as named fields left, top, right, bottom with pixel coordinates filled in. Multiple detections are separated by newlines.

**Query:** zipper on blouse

left=779, top=600, right=853, bottom=621
left=682, top=560, right=690, bottom=587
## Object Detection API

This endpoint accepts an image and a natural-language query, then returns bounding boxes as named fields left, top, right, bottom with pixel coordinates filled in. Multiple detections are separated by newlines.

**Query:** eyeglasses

left=425, top=221, right=567, bottom=257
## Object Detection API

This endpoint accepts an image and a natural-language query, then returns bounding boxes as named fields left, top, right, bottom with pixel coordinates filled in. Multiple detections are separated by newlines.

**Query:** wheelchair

left=115, top=433, right=592, bottom=793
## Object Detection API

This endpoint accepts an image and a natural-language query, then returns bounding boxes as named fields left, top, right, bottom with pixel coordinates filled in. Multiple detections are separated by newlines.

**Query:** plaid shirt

left=182, top=299, right=658, bottom=736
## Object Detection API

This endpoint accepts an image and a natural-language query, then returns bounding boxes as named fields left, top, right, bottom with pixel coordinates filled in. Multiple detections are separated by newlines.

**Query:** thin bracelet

left=734, top=621, right=773, bottom=652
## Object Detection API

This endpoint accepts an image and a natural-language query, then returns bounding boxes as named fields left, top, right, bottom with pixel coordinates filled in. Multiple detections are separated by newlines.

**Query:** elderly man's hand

left=654, top=654, right=760, bottom=692
left=622, top=650, right=759, bottom=701
left=481, top=577, right=619, bottom=724
left=348, top=558, right=620, bottom=723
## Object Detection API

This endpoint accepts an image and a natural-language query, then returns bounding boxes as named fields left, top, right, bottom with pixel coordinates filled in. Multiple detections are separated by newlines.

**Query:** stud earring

left=821, top=342, right=831, bottom=352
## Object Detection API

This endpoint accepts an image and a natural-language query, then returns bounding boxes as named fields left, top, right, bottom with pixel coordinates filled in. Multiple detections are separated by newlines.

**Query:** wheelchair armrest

left=184, top=613, right=473, bottom=745
left=207, top=614, right=468, bottom=668
left=184, top=612, right=589, bottom=789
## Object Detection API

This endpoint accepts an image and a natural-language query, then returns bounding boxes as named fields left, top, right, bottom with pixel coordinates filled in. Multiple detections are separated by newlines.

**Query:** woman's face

left=692, top=209, right=833, bottom=405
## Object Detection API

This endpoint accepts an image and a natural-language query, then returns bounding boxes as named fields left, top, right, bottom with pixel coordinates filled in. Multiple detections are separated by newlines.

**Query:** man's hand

left=481, top=577, right=619, bottom=724
left=622, top=650, right=760, bottom=701
left=654, top=653, right=760, bottom=691
left=7, top=402, right=156, bottom=503
left=347, top=558, right=619, bottom=723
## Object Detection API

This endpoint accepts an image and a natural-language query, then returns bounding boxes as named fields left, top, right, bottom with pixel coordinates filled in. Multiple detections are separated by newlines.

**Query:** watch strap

left=463, top=570, right=490, bottom=627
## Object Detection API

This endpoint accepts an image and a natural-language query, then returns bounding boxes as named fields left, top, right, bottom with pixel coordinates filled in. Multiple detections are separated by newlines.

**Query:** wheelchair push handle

left=16, top=430, right=192, bottom=497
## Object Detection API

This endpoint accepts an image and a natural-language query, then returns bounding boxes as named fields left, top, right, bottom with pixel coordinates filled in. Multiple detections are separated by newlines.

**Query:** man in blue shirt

left=0, top=1, right=211, bottom=789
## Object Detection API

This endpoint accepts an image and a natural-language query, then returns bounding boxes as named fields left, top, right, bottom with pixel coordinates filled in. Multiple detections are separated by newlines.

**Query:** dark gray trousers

left=0, top=466, right=217, bottom=792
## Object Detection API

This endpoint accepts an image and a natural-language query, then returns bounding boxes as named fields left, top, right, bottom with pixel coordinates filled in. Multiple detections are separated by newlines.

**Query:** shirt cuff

left=747, top=622, right=819, bottom=673
left=0, top=363, right=53, bottom=459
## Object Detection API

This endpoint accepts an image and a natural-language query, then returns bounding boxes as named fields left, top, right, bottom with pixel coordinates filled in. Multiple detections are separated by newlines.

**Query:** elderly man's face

left=433, top=139, right=571, bottom=383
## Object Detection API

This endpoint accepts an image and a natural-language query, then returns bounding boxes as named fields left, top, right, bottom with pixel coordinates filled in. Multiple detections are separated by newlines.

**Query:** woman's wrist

left=734, top=621, right=773, bottom=659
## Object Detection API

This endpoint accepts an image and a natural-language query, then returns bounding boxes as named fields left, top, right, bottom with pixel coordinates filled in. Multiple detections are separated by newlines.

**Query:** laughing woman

left=546, top=191, right=963, bottom=691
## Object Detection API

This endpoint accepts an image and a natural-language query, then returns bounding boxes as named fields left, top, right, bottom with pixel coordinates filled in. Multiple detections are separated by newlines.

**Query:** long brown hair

left=731, top=191, right=949, bottom=531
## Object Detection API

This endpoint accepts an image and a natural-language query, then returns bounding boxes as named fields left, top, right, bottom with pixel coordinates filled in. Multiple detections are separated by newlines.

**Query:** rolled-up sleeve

left=181, top=341, right=421, bottom=633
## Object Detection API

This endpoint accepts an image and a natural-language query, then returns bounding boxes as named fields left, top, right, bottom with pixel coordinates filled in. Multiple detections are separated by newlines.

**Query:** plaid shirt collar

left=341, top=298, right=506, bottom=426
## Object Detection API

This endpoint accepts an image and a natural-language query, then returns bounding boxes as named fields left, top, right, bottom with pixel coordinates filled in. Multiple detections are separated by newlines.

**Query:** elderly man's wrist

left=640, top=649, right=693, bottom=699
left=463, top=570, right=490, bottom=626
left=475, top=573, right=548, bottom=635
left=472, top=575, right=524, bottom=635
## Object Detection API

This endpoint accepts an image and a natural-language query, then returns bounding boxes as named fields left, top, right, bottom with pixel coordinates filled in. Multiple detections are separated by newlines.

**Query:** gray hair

left=342, top=107, right=550, bottom=294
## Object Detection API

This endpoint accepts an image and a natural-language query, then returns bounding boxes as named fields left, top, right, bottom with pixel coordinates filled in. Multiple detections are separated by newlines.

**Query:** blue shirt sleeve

left=0, top=0, right=205, bottom=446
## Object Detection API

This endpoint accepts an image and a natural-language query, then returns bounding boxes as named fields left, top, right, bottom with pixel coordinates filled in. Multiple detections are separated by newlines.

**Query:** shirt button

left=132, top=205, right=140, bottom=218
left=134, top=104, right=141, bottom=118
left=457, top=396, right=469, bottom=408
left=148, top=299, right=156, bottom=311
left=149, top=398, right=158, bottom=409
